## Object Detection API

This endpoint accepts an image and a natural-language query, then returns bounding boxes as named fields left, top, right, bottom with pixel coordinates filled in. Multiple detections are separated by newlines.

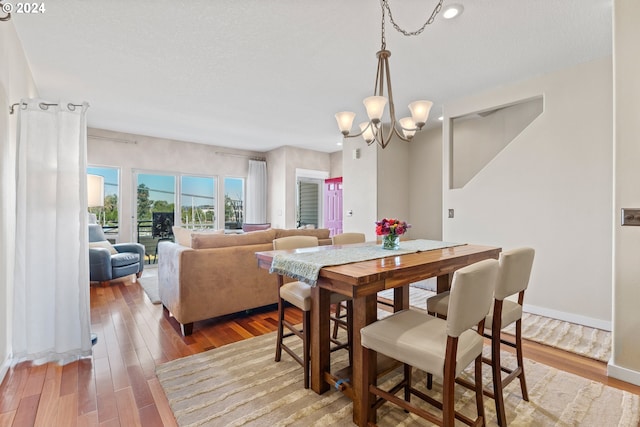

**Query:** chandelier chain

left=381, top=1, right=387, bottom=49
left=382, top=0, right=444, bottom=37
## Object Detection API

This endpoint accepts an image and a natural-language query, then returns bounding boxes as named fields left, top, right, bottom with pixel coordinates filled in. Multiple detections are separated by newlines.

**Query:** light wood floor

left=1, top=273, right=639, bottom=427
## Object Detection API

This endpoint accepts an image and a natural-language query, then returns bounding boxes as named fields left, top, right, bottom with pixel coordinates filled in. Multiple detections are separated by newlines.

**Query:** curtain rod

left=88, top=134, right=137, bottom=145
left=214, top=151, right=266, bottom=161
left=9, top=101, right=87, bottom=115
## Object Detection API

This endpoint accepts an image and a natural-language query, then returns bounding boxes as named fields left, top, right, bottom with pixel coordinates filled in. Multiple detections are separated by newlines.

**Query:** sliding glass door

left=135, top=173, right=176, bottom=263
left=181, top=175, right=216, bottom=229
left=133, top=171, right=218, bottom=263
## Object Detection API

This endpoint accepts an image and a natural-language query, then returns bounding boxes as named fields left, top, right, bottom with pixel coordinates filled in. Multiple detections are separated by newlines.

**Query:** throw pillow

left=173, top=226, right=225, bottom=248
left=172, top=226, right=193, bottom=247
left=89, top=240, right=118, bottom=255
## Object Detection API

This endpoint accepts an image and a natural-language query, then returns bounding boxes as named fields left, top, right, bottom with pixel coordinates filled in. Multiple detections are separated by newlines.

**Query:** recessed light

left=442, top=4, right=463, bottom=19
left=438, top=116, right=444, bottom=121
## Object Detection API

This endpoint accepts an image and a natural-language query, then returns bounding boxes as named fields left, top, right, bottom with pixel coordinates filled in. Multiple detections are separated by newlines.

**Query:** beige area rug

left=156, top=331, right=639, bottom=427
left=138, top=267, right=161, bottom=304
left=378, top=287, right=612, bottom=363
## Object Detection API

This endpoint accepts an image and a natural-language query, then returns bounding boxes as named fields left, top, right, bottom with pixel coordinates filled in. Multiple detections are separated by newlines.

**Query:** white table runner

left=269, top=239, right=464, bottom=286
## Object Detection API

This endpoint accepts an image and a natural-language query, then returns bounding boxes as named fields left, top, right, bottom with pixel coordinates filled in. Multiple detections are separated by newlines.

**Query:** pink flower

left=375, top=218, right=411, bottom=236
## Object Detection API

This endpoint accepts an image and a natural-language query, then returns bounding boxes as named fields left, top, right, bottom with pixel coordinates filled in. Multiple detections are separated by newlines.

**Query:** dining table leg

left=437, top=273, right=453, bottom=294
left=310, top=284, right=331, bottom=394
left=353, top=284, right=391, bottom=426
left=393, top=285, right=409, bottom=312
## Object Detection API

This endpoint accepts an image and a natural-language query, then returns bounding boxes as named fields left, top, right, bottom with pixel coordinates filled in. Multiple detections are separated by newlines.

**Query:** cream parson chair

left=426, top=247, right=535, bottom=426
left=330, top=233, right=365, bottom=340
left=361, top=259, right=498, bottom=427
left=331, top=232, right=366, bottom=245
left=273, top=235, right=351, bottom=388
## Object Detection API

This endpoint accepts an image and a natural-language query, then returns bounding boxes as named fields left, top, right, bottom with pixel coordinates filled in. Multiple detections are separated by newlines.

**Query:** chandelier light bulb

left=399, top=117, right=416, bottom=139
left=359, top=122, right=375, bottom=144
left=363, top=96, right=388, bottom=124
left=335, top=111, right=356, bottom=135
left=408, top=100, right=433, bottom=129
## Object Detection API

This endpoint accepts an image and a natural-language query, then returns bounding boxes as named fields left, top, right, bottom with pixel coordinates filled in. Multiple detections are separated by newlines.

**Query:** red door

left=324, top=177, right=343, bottom=237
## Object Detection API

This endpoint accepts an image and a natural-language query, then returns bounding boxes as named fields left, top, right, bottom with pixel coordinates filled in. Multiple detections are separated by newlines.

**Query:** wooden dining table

left=256, top=241, right=501, bottom=426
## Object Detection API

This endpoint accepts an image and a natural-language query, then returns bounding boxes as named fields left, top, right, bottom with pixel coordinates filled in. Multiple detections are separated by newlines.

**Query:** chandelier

left=335, top=0, right=443, bottom=149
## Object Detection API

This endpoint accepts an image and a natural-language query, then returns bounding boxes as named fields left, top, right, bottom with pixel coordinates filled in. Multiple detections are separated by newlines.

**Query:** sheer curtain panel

left=245, top=159, right=267, bottom=224
left=12, top=99, right=92, bottom=365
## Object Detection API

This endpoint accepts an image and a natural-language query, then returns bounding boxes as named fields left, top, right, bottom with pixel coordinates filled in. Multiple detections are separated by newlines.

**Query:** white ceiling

left=11, top=0, right=612, bottom=153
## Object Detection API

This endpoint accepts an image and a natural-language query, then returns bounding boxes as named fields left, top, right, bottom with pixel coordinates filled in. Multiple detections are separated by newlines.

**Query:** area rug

left=138, top=267, right=161, bottom=304
left=156, top=331, right=639, bottom=427
left=378, top=287, right=612, bottom=363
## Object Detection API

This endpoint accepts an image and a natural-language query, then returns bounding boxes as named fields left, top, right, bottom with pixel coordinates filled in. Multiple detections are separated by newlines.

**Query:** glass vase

left=382, top=234, right=400, bottom=250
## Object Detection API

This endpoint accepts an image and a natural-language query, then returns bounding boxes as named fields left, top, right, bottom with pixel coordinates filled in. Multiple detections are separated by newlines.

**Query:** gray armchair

left=89, top=224, right=145, bottom=286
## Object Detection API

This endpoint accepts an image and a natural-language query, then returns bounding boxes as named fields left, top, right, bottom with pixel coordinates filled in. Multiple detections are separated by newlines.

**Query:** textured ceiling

left=11, top=0, right=612, bottom=153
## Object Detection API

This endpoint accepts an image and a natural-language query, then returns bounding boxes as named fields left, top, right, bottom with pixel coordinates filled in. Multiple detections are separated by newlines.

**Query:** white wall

left=443, top=57, right=613, bottom=329
left=0, top=22, right=39, bottom=383
left=610, top=0, right=640, bottom=386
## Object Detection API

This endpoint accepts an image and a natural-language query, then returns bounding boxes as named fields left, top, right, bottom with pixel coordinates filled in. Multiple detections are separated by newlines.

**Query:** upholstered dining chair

left=330, top=232, right=365, bottom=340
left=361, top=259, right=499, bottom=427
left=273, top=235, right=352, bottom=388
left=332, top=232, right=366, bottom=246
left=426, top=247, right=535, bottom=426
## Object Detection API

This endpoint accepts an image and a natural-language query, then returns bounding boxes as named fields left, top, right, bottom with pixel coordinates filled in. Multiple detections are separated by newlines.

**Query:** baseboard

left=608, top=361, right=640, bottom=386
left=0, top=354, right=10, bottom=386
left=523, top=303, right=611, bottom=331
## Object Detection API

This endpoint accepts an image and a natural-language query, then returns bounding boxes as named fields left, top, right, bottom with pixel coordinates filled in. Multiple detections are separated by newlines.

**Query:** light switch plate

left=621, top=208, right=640, bottom=226
left=448, top=209, right=454, bottom=218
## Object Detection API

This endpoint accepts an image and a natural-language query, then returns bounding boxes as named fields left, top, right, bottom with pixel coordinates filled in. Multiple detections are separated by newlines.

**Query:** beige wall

left=266, top=146, right=332, bottom=229
left=266, top=147, right=287, bottom=229
left=408, top=127, right=443, bottom=240
left=342, top=131, right=438, bottom=242
left=377, top=136, right=411, bottom=233
left=89, top=132, right=333, bottom=237
left=329, top=150, right=342, bottom=178
left=442, top=57, right=613, bottom=330
left=0, top=22, right=39, bottom=381
left=342, top=139, right=379, bottom=240
left=610, top=0, right=640, bottom=385
left=88, top=128, right=267, bottom=242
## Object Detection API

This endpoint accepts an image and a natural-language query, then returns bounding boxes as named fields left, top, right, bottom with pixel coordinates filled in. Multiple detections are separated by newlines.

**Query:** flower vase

left=382, top=234, right=400, bottom=250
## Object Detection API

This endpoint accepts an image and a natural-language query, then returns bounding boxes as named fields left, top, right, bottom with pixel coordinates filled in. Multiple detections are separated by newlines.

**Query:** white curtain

left=12, top=99, right=92, bottom=365
left=245, top=159, right=267, bottom=224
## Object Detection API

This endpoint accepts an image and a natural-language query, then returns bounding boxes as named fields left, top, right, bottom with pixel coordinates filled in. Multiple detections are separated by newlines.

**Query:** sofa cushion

left=274, top=228, right=330, bottom=240
left=191, top=229, right=277, bottom=249
left=89, top=240, right=118, bottom=255
left=173, top=226, right=225, bottom=248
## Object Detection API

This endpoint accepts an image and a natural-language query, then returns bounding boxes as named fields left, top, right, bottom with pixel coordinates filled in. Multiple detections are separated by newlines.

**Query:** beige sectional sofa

left=158, top=227, right=332, bottom=336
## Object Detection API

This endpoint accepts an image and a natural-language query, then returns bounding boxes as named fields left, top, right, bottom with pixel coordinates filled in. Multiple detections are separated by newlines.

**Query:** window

left=87, top=166, right=119, bottom=240
left=224, top=177, right=244, bottom=230
left=297, top=178, right=322, bottom=228
left=180, top=175, right=216, bottom=229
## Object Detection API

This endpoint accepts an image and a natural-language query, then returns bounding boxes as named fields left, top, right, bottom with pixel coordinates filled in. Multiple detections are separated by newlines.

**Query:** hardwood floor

left=1, top=272, right=638, bottom=427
